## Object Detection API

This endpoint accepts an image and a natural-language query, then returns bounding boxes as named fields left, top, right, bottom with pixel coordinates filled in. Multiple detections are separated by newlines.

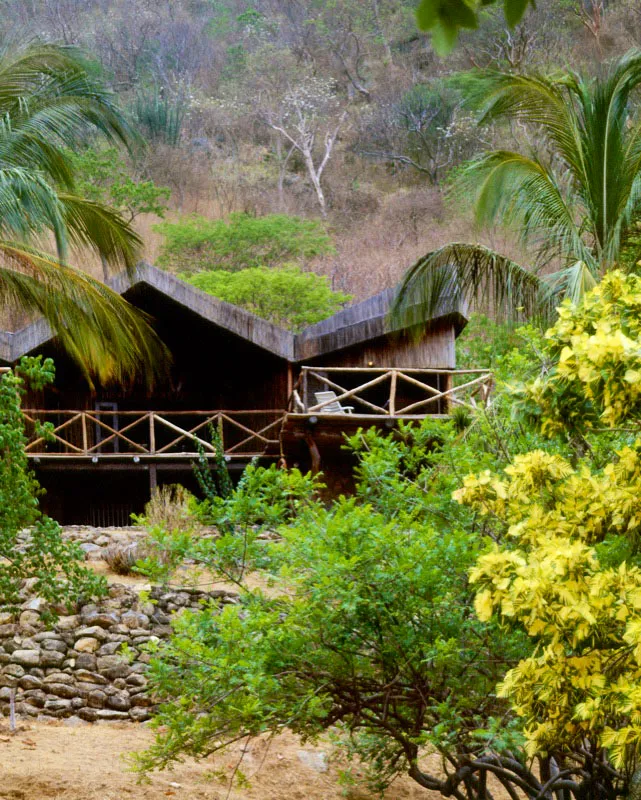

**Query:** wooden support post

left=287, top=363, right=293, bottom=401
left=149, top=413, right=156, bottom=455
left=443, top=373, right=453, bottom=414
left=389, top=370, right=397, bottom=417
left=302, top=369, right=309, bottom=412
left=81, top=413, right=88, bottom=456
left=149, top=463, right=158, bottom=494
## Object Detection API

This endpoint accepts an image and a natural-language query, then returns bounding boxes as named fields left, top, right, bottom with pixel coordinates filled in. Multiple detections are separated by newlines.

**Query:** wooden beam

left=306, top=370, right=390, bottom=415
left=153, top=414, right=217, bottom=453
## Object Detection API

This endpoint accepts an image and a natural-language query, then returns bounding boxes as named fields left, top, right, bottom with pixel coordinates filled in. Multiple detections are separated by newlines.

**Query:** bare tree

left=263, top=78, right=348, bottom=216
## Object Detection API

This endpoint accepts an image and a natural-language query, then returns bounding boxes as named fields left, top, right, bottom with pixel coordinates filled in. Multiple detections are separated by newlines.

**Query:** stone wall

left=0, top=583, right=238, bottom=722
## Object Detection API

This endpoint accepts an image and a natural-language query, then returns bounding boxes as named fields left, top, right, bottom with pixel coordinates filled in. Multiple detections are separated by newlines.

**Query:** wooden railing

left=291, top=367, right=493, bottom=416
left=22, top=410, right=286, bottom=460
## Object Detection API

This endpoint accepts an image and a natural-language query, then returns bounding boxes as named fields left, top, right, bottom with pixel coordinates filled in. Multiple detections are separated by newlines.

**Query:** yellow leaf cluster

left=460, top=442, right=641, bottom=763
left=528, top=271, right=641, bottom=432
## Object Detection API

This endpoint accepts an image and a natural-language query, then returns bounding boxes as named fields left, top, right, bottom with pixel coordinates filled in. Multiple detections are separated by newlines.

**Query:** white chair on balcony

left=314, top=391, right=354, bottom=414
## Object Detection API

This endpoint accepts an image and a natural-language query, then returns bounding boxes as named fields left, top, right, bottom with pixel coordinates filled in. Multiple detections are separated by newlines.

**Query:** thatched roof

left=0, top=262, right=467, bottom=365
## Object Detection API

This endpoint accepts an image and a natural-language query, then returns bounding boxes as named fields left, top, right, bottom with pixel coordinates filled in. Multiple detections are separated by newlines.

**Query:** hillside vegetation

left=3, top=0, right=637, bottom=300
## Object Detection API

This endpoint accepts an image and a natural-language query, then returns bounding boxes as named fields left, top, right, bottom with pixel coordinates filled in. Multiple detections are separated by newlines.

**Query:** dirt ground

left=0, top=720, right=435, bottom=800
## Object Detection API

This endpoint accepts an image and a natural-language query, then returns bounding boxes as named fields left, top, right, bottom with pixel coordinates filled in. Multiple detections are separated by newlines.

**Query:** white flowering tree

left=263, top=77, right=347, bottom=216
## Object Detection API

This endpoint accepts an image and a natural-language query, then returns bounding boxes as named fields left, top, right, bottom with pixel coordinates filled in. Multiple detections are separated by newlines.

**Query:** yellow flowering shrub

left=457, top=275, right=641, bottom=772
left=459, top=447, right=641, bottom=764
left=525, top=271, right=641, bottom=435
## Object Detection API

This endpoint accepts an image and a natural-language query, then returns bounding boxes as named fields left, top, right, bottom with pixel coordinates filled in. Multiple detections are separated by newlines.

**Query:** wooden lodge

left=0, top=263, right=489, bottom=524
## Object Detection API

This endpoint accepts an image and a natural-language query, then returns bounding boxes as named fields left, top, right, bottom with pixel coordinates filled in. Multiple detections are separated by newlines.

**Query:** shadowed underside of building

left=0, top=263, right=484, bottom=524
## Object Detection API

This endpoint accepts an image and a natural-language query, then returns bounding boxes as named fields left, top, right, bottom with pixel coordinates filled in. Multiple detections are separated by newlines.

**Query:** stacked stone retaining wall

left=0, top=583, right=238, bottom=722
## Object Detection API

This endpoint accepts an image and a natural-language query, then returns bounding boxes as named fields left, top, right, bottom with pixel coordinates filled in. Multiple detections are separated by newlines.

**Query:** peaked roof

left=0, top=262, right=468, bottom=365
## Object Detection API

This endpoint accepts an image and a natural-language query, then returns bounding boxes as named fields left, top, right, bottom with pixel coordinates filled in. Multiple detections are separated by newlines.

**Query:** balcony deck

left=20, top=367, right=493, bottom=467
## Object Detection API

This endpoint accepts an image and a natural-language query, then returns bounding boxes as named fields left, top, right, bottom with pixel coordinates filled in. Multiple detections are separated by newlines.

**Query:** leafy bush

left=155, top=212, right=334, bottom=273
left=65, top=147, right=170, bottom=223
left=0, top=359, right=105, bottom=617
left=138, top=462, right=321, bottom=588
left=135, top=419, right=529, bottom=794
left=182, top=266, right=351, bottom=331
left=456, top=313, right=527, bottom=371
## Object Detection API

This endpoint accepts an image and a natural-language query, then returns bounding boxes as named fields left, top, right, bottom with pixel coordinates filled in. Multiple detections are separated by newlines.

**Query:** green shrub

left=183, top=265, right=351, bottom=331
left=155, top=212, right=334, bottom=273
left=65, top=147, right=170, bottom=222
left=0, top=359, right=106, bottom=617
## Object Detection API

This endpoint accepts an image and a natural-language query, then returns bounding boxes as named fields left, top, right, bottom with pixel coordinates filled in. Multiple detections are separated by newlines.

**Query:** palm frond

left=469, top=71, right=586, bottom=180
left=0, top=41, right=135, bottom=147
left=458, top=151, right=590, bottom=268
left=0, top=244, right=168, bottom=387
left=0, top=168, right=66, bottom=249
left=544, top=260, right=598, bottom=306
left=0, top=41, right=158, bottom=385
left=390, top=243, right=550, bottom=333
left=58, top=194, right=142, bottom=270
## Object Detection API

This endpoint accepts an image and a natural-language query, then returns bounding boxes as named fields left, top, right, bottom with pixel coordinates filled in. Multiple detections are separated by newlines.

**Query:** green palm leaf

left=0, top=245, right=166, bottom=388
left=0, top=41, right=162, bottom=384
left=393, top=50, right=641, bottom=331
left=390, top=243, right=549, bottom=330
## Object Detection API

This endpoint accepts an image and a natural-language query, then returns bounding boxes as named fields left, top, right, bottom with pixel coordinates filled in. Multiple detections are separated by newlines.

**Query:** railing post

left=149, top=412, right=156, bottom=455
left=81, top=413, right=88, bottom=456
left=303, top=369, right=308, bottom=412
left=389, top=370, right=397, bottom=417
left=217, top=412, right=224, bottom=454
left=443, top=372, right=453, bottom=414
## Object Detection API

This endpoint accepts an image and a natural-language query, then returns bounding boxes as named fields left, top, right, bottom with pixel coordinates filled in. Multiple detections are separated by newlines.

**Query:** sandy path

left=0, top=720, right=432, bottom=800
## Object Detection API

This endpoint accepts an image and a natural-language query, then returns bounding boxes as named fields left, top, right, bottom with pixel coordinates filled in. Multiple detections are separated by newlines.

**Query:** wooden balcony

left=291, top=366, right=493, bottom=417
left=22, top=409, right=286, bottom=461
left=20, top=368, right=493, bottom=465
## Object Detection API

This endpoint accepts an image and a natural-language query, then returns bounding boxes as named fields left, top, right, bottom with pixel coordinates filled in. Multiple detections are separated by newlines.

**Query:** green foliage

left=155, top=213, right=334, bottom=273
left=135, top=417, right=539, bottom=795
left=193, top=425, right=234, bottom=503
left=0, top=41, right=165, bottom=385
left=131, top=88, right=187, bottom=147
left=0, top=359, right=105, bottom=617
left=416, top=0, right=535, bottom=54
left=455, top=278, right=641, bottom=793
left=65, top=148, right=170, bottom=223
left=140, top=462, right=320, bottom=587
left=182, top=265, right=351, bottom=331
left=194, top=461, right=319, bottom=538
left=393, top=50, right=641, bottom=329
left=455, top=313, right=528, bottom=371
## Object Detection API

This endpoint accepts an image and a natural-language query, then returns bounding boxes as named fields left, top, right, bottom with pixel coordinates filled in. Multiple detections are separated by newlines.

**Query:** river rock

left=11, top=650, right=40, bottom=667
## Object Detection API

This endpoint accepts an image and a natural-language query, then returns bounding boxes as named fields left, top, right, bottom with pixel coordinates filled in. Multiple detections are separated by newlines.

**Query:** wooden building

left=0, top=263, right=486, bottom=524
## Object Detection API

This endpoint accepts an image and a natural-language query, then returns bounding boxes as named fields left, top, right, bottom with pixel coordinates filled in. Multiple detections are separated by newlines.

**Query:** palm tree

left=391, top=49, right=641, bottom=327
left=0, top=41, right=164, bottom=385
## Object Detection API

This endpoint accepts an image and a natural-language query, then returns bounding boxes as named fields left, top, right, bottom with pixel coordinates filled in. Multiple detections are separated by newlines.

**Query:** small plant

left=139, top=484, right=195, bottom=530
left=0, top=358, right=106, bottom=616
left=103, top=542, right=146, bottom=576
left=132, top=87, right=187, bottom=147
left=450, top=405, right=472, bottom=432
left=194, top=425, right=233, bottom=502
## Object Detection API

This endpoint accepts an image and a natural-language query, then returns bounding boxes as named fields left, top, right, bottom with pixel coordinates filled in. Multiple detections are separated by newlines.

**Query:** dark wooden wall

left=22, top=284, right=290, bottom=412
left=310, top=322, right=456, bottom=370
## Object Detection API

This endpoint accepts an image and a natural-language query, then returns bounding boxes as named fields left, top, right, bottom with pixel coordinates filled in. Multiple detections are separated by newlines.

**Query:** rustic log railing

left=21, top=410, right=286, bottom=460
left=292, top=367, right=494, bottom=416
